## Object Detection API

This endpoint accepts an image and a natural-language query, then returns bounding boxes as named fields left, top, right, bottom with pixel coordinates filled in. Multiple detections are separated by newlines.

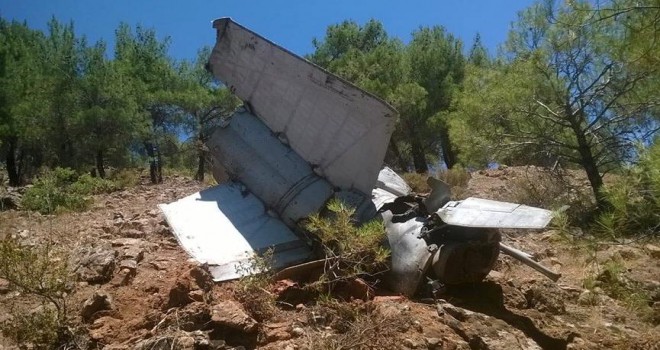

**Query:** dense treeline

left=0, top=17, right=239, bottom=187
left=1, top=0, right=658, bottom=214
left=308, top=0, right=659, bottom=210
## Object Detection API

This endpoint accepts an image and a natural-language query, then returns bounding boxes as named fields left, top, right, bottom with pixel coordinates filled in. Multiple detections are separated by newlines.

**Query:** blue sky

left=1, top=0, right=535, bottom=61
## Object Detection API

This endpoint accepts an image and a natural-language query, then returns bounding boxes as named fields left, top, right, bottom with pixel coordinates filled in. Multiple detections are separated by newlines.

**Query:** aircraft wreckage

left=159, top=18, right=561, bottom=297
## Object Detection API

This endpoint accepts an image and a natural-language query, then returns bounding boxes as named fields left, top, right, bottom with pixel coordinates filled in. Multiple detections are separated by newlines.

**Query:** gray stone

left=426, top=337, right=442, bottom=349
left=0, top=278, right=10, bottom=294
left=437, top=301, right=542, bottom=350
left=119, top=259, right=138, bottom=271
left=645, top=244, right=660, bottom=259
left=81, top=291, right=114, bottom=321
left=72, top=246, right=118, bottom=283
left=403, top=338, right=420, bottom=348
left=291, top=327, right=305, bottom=337
left=123, top=245, right=145, bottom=262
left=0, top=189, right=21, bottom=210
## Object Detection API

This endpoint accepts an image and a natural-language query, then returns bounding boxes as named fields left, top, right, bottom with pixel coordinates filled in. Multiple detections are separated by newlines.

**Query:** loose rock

left=72, top=245, right=118, bottom=283
left=210, top=300, right=258, bottom=333
left=0, top=278, right=10, bottom=294
left=645, top=244, right=660, bottom=259
left=81, top=290, right=114, bottom=322
left=290, top=327, right=305, bottom=337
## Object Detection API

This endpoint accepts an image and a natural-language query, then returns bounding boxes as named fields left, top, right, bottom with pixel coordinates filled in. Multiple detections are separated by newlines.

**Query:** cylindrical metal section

left=207, top=110, right=334, bottom=225
left=499, top=243, right=561, bottom=282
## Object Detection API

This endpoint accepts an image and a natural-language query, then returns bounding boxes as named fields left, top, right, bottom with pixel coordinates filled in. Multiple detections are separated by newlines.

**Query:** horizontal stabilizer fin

left=436, top=197, right=553, bottom=229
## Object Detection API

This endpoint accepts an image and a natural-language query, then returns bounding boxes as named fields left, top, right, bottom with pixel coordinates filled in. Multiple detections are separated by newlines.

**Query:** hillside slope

left=1, top=169, right=658, bottom=349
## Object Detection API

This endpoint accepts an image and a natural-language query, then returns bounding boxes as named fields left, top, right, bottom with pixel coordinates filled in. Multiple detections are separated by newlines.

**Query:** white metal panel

left=209, top=18, right=397, bottom=194
left=158, top=182, right=312, bottom=281
left=376, top=167, right=411, bottom=197
left=437, top=197, right=553, bottom=229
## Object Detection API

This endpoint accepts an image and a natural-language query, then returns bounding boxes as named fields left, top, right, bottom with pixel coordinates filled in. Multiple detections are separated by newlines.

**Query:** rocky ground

left=0, top=168, right=658, bottom=350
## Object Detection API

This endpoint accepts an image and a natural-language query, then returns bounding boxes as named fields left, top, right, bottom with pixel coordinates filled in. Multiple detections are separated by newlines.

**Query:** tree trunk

left=386, top=137, right=409, bottom=172
left=95, top=150, right=106, bottom=179
left=6, top=137, right=20, bottom=187
left=438, top=125, right=458, bottom=169
left=156, top=147, right=163, bottom=183
left=570, top=117, right=608, bottom=210
left=410, top=136, right=427, bottom=173
left=196, top=152, right=205, bottom=182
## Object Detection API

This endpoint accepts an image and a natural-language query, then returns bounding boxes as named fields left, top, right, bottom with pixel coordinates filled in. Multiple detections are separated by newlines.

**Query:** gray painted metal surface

left=436, top=198, right=553, bottom=229
left=382, top=211, right=433, bottom=297
left=158, top=183, right=312, bottom=281
left=207, top=109, right=334, bottom=226
left=373, top=169, right=431, bottom=296
left=208, top=18, right=397, bottom=195
left=376, top=167, right=411, bottom=197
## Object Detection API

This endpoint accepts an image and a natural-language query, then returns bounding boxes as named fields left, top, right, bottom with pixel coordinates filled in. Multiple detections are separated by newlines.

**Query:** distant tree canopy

left=308, top=19, right=465, bottom=173
left=0, top=17, right=237, bottom=186
left=309, top=0, right=658, bottom=209
left=448, top=0, right=659, bottom=208
left=1, top=0, right=658, bottom=211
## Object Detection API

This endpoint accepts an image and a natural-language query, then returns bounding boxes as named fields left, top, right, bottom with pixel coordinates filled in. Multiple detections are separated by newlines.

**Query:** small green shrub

left=401, top=172, right=430, bottom=193
left=583, top=258, right=653, bottom=322
left=70, top=173, right=120, bottom=194
left=0, top=236, right=72, bottom=348
left=22, top=168, right=91, bottom=214
left=401, top=167, right=471, bottom=199
left=233, top=248, right=277, bottom=322
left=436, top=165, right=471, bottom=188
left=436, top=166, right=471, bottom=200
left=595, top=143, right=659, bottom=238
left=2, top=306, right=61, bottom=349
left=109, top=168, right=142, bottom=188
left=21, top=167, right=134, bottom=214
left=304, top=199, right=390, bottom=293
left=507, top=167, right=594, bottom=225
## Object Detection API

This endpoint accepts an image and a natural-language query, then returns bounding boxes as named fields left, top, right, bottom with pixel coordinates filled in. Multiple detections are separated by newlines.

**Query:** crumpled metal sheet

left=158, top=182, right=312, bottom=281
left=436, top=197, right=553, bottom=229
left=208, top=18, right=397, bottom=195
left=376, top=166, right=411, bottom=197
left=373, top=169, right=432, bottom=296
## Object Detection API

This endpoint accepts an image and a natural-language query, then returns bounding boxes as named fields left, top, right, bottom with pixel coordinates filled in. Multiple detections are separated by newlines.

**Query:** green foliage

left=21, top=168, right=91, bottom=213
left=233, top=248, right=276, bottom=322
left=506, top=168, right=594, bottom=223
left=1, top=306, right=61, bottom=350
left=401, top=172, right=430, bottom=193
left=595, top=143, right=660, bottom=238
left=21, top=167, right=127, bottom=214
left=70, top=173, right=122, bottom=194
left=175, top=47, right=241, bottom=181
left=449, top=0, right=659, bottom=209
left=308, top=19, right=465, bottom=172
left=583, top=257, right=653, bottom=322
left=304, top=199, right=390, bottom=292
left=0, top=236, right=72, bottom=348
left=436, top=165, right=471, bottom=188
left=108, top=168, right=142, bottom=189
